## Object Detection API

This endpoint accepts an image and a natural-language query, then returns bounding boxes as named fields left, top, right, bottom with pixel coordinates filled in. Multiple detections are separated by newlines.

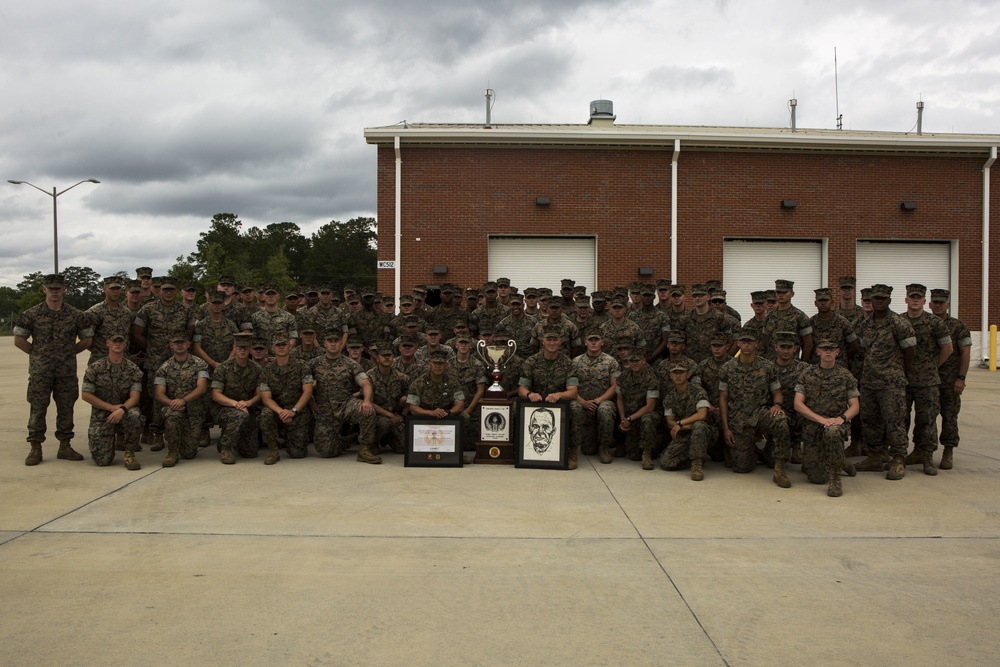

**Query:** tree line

left=2, top=213, right=377, bottom=328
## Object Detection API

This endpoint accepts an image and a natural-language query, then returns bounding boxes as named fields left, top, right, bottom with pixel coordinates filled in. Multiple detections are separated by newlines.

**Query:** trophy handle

left=506, top=338, right=517, bottom=362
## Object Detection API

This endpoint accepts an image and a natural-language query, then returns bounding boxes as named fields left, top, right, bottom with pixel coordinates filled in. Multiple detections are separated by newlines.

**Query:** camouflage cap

left=207, top=290, right=226, bottom=303
left=217, top=275, right=236, bottom=285
left=930, top=288, right=950, bottom=302
left=573, top=285, right=587, bottom=295
left=585, top=332, right=603, bottom=341
left=540, top=323, right=564, bottom=339
left=710, top=333, right=730, bottom=346
left=691, top=283, right=710, bottom=296
left=401, top=314, right=420, bottom=326
left=667, top=358, right=692, bottom=373
left=496, top=277, right=510, bottom=287
left=271, top=331, right=291, bottom=345
left=360, top=286, right=376, bottom=298
left=169, top=332, right=190, bottom=343
left=667, top=331, right=687, bottom=343
left=772, top=331, right=798, bottom=346
left=323, top=329, right=343, bottom=340
left=151, top=277, right=164, bottom=288
left=626, top=347, right=645, bottom=361
left=346, top=337, right=364, bottom=348
left=102, top=275, right=124, bottom=288
left=251, top=337, right=268, bottom=349
left=710, top=290, right=727, bottom=301
left=398, top=295, right=414, bottom=306
left=751, top=290, right=768, bottom=304
left=860, top=287, right=873, bottom=300
left=814, top=288, right=833, bottom=300
left=260, top=284, right=279, bottom=294
left=906, top=283, right=927, bottom=298
left=298, top=317, right=317, bottom=334
left=610, top=293, right=628, bottom=307
left=765, top=289, right=777, bottom=301
left=135, top=267, right=153, bottom=278
left=182, top=281, right=198, bottom=291
left=425, top=325, right=442, bottom=335
left=482, top=281, right=498, bottom=293
left=455, top=333, right=474, bottom=344
left=412, top=285, right=428, bottom=296
left=546, top=295, right=564, bottom=307
left=538, top=288, right=553, bottom=298
left=838, top=276, right=856, bottom=288
left=574, top=296, right=591, bottom=307
left=640, top=283, right=656, bottom=296
left=590, top=291, right=606, bottom=303
left=870, top=284, right=893, bottom=298
left=774, top=279, right=794, bottom=292
left=398, top=334, right=419, bottom=347
left=478, top=325, right=495, bottom=336
left=159, top=276, right=178, bottom=289
left=346, top=294, right=361, bottom=304
left=670, top=284, right=686, bottom=296
left=427, top=349, right=449, bottom=363
left=656, top=279, right=671, bottom=289
left=107, top=330, right=128, bottom=342
left=440, top=283, right=457, bottom=294
left=126, top=280, right=143, bottom=293
left=561, top=278, right=576, bottom=288
left=706, top=279, right=723, bottom=290
left=523, top=287, right=538, bottom=297
left=736, top=327, right=759, bottom=342
left=240, top=284, right=256, bottom=293
left=343, top=283, right=357, bottom=294
left=232, top=332, right=253, bottom=347
left=815, top=338, right=840, bottom=349
left=509, top=293, right=524, bottom=304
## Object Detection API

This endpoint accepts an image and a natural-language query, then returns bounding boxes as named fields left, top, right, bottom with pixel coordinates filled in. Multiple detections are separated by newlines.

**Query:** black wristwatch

left=841, top=414, right=848, bottom=424
left=957, top=375, right=966, bottom=381
left=625, top=415, right=632, bottom=423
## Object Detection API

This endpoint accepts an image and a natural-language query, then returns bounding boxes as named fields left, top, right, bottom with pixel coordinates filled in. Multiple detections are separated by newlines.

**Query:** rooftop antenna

left=916, top=98, right=924, bottom=135
left=835, top=47, right=843, bottom=130
left=789, top=96, right=798, bottom=132
left=484, top=88, right=494, bottom=129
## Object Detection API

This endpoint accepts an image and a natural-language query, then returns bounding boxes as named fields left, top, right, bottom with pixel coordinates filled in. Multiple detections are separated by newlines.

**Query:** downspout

left=395, top=136, right=402, bottom=314
left=671, top=139, right=680, bottom=283
left=982, top=146, right=997, bottom=360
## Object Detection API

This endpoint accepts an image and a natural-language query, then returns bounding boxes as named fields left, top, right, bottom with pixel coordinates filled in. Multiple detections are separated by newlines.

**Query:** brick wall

left=377, top=145, right=1000, bottom=329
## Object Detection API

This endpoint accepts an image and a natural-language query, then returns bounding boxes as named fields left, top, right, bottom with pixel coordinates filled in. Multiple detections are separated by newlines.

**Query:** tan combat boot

left=844, top=438, right=863, bottom=458
left=356, top=444, right=382, bottom=464
left=264, top=447, right=281, bottom=465
left=921, top=451, right=938, bottom=476
left=115, top=431, right=125, bottom=451
left=150, top=433, right=165, bottom=452
left=939, top=446, right=954, bottom=470
left=903, top=447, right=923, bottom=466
left=57, top=442, right=84, bottom=461
left=25, top=443, right=43, bottom=466
left=854, top=452, right=884, bottom=472
left=641, top=450, right=653, bottom=470
left=123, top=451, right=141, bottom=471
left=162, top=442, right=180, bottom=467
left=598, top=444, right=612, bottom=464
left=220, top=447, right=236, bottom=465
left=842, top=460, right=857, bottom=477
left=690, top=458, right=704, bottom=482
left=789, top=443, right=803, bottom=465
left=199, top=428, right=211, bottom=448
left=885, top=455, right=906, bottom=480
left=827, top=468, right=843, bottom=497
left=773, top=459, right=791, bottom=488
left=568, top=445, right=579, bottom=470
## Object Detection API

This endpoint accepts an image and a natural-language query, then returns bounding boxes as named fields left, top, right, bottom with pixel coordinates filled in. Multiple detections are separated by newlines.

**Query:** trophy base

left=474, top=442, right=514, bottom=465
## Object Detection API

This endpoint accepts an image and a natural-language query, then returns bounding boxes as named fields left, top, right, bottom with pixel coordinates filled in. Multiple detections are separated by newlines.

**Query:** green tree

left=302, top=217, right=377, bottom=287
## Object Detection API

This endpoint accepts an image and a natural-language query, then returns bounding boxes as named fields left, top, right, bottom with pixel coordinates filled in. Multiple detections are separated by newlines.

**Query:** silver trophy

left=476, top=339, right=517, bottom=399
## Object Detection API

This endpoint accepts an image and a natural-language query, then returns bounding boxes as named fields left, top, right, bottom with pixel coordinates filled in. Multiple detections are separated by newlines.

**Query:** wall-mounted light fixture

left=433, top=265, right=448, bottom=274
left=780, top=199, right=797, bottom=210
left=535, top=197, right=551, bottom=206
left=638, top=267, right=654, bottom=276
left=900, top=201, right=917, bottom=211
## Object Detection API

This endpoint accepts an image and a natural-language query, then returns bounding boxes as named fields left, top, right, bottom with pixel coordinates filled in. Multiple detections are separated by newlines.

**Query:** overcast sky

left=2, top=0, right=998, bottom=287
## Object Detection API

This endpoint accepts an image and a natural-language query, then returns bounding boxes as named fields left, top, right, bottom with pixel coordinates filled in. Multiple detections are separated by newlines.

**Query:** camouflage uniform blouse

left=519, top=352, right=579, bottom=397
left=572, top=352, right=620, bottom=401
left=718, top=356, right=781, bottom=425
left=260, top=357, right=314, bottom=407
left=211, top=358, right=262, bottom=401
left=857, top=311, right=916, bottom=389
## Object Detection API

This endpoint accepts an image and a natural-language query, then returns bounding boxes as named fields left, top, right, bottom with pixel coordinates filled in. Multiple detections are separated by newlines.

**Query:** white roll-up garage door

left=723, top=239, right=825, bottom=323
left=488, top=236, right=597, bottom=292
left=856, top=240, right=952, bottom=305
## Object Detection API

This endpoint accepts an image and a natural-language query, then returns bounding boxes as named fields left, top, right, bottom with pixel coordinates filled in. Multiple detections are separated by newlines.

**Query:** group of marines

left=14, top=268, right=970, bottom=498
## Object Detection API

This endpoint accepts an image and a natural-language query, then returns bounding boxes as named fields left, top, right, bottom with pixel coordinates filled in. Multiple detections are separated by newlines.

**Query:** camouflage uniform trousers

left=260, top=408, right=313, bottom=458
left=939, top=384, right=961, bottom=448
left=162, top=401, right=207, bottom=459
left=905, top=385, right=940, bottom=453
left=859, top=383, right=907, bottom=458
left=661, top=421, right=719, bottom=470
left=569, top=400, right=616, bottom=455
left=26, top=369, right=79, bottom=445
left=373, top=414, right=406, bottom=453
left=462, top=408, right=478, bottom=451
left=801, top=421, right=848, bottom=484
left=314, top=397, right=377, bottom=458
left=729, top=409, right=790, bottom=474
left=88, top=407, right=142, bottom=465
left=215, top=405, right=260, bottom=458
left=145, top=366, right=168, bottom=435
left=624, top=412, right=661, bottom=458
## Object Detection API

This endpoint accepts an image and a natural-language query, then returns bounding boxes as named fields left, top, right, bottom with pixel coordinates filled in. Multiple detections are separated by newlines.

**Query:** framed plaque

left=480, top=404, right=511, bottom=442
left=404, top=416, right=464, bottom=467
left=514, top=399, right=570, bottom=470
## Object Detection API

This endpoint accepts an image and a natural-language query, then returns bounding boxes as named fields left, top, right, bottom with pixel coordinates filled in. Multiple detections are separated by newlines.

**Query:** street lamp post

left=7, top=178, right=101, bottom=274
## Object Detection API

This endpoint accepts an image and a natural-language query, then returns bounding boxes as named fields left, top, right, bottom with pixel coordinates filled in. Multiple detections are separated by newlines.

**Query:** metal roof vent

left=589, top=99, right=616, bottom=125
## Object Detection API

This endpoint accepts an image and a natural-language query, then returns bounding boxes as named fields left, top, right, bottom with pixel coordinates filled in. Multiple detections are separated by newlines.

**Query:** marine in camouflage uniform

left=366, top=343, right=410, bottom=454
left=929, top=289, right=971, bottom=469
left=13, top=274, right=94, bottom=464
left=86, top=276, right=136, bottom=363
left=682, top=284, right=736, bottom=363
left=133, top=276, right=196, bottom=444
left=741, top=291, right=770, bottom=344
left=259, top=335, right=315, bottom=463
left=426, top=284, right=469, bottom=335
left=308, top=285, right=350, bottom=346
left=518, top=325, right=581, bottom=467
left=81, top=332, right=144, bottom=468
left=290, top=318, right=325, bottom=363
left=854, top=284, right=917, bottom=479
left=250, top=284, right=299, bottom=350
left=193, top=291, right=239, bottom=371
left=628, top=284, right=670, bottom=361
left=762, top=279, right=813, bottom=360
left=310, top=331, right=380, bottom=462
left=836, top=276, right=867, bottom=454
left=770, top=331, right=811, bottom=465
left=660, top=358, right=716, bottom=479
left=615, top=347, right=661, bottom=469
left=210, top=333, right=263, bottom=463
left=469, top=282, right=510, bottom=336
left=693, top=333, right=732, bottom=462
left=719, top=328, right=792, bottom=486
left=348, top=287, right=392, bottom=348
left=901, top=284, right=952, bottom=475
left=807, top=288, right=858, bottom=366
left=406, top=351, right=468, bottom=456
left=664, top=285, right=690, bottom=335
left=451, top=336, right=487, bottom=447
left=529, top=297, right=580, bottom=355
left=570, top=333, right=620, bottom=463
left=153, top=335, right=210, bottom=466
left=794, top=338, right=861, bottom=496
left=600, top=294, right=645, bottom=351
left=496, top=295, right=536, bottom=354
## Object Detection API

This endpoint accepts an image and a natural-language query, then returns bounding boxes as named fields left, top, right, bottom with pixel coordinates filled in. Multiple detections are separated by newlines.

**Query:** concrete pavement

left=1, top=343, right=998, bottom=666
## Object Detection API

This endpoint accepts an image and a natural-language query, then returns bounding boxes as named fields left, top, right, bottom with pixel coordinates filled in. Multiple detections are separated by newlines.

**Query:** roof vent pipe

left=589, top=99, right=616, bottom=124
left=916, top=100, right=924, bottom=135
left=790, top=98, right=798, bottom=133
left=485, top=89, right=494, bottom=129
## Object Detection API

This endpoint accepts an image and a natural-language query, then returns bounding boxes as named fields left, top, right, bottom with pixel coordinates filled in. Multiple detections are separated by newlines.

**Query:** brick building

left=364, top=103, right=999, bottom=357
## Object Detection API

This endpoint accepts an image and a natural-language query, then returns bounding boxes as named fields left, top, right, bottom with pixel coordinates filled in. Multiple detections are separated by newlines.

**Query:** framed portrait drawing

left=404, top=416, right=464, bottom=467
left=515, top=400, right=570, bottom=470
